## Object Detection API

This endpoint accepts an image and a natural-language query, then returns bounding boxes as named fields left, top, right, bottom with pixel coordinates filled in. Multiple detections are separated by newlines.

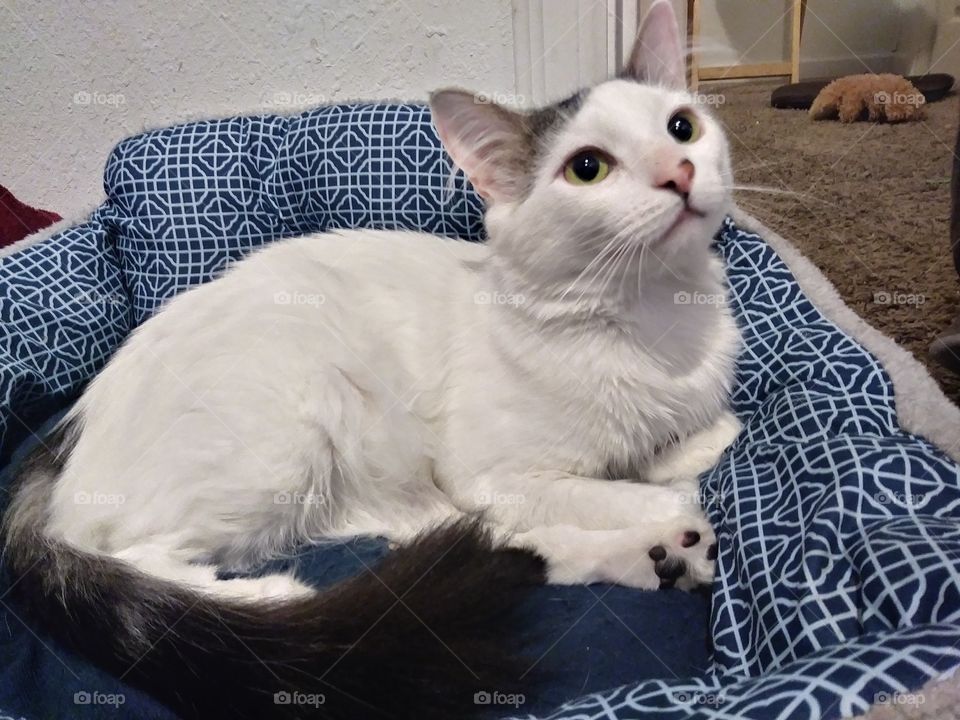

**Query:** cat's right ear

left=430, top=89, right=530, bottom=203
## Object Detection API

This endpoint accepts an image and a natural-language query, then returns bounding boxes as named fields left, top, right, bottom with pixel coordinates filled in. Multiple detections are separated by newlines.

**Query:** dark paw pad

left=654, top=556, right=686, bottom=589
left=706, top=542, right=718, bottom=560
left=648, top=545, right=667, bottom=562
left=681, top=530, right=701, bottom=548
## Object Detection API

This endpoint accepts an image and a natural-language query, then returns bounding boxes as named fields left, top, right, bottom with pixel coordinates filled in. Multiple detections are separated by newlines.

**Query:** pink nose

left=656, top=159, right=695, bottom=197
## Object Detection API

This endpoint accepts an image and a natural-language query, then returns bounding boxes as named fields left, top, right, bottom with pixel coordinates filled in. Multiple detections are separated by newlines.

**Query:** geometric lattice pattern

left=103, top=104, right=484, bottom=322
left=0, top=215, right=132, bottom=465
left=2, top=105, right=960, bottom=720
left=515, top=220, right=960, bottom=719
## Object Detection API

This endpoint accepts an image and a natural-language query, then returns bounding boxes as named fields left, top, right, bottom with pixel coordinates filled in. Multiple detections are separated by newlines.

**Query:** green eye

left=563, top=150, right=612, bottom=185
left=667, top=110, right=701, bottom=143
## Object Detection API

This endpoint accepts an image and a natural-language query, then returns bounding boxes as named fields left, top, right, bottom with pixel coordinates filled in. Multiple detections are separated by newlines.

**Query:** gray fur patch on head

left=514, top=89, right=589, bottom=196
left=525, top=90, right=588, bottom=145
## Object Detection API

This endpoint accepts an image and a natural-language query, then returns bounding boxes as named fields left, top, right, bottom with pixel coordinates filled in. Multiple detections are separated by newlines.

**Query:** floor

left=711, top=79, right=960, bottom=406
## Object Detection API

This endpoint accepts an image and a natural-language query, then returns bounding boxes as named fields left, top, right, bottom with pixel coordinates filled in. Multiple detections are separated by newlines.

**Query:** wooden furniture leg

left=686, top=0, right=806, bottom=89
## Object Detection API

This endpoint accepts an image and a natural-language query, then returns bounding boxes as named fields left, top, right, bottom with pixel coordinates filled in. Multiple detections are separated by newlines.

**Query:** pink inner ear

left=629, top=1, right=686, bottom=90
left=430, top=90, right=527, bottom=203
left=433, top=120, right=499, bottom=201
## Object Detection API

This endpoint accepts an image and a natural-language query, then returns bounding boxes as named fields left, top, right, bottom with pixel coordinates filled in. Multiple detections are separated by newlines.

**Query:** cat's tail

left=2, top=422, right=546, bottom=720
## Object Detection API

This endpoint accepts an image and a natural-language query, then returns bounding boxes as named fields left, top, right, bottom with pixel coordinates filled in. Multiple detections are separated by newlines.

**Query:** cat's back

left=135, top=227, right=487, bottom=342
left=237, top=227, right=487, bottom=297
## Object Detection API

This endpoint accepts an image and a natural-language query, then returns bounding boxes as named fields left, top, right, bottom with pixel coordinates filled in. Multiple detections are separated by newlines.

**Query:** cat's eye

left=667, top=110, right=701, bottom=143
left=563, top=150, right=612, bottom=185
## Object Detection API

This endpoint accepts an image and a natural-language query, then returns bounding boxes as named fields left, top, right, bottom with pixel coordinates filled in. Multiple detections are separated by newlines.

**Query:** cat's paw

left=646, top=521, right=717, bottom=590
left=607, top=515, right=717, bottom=591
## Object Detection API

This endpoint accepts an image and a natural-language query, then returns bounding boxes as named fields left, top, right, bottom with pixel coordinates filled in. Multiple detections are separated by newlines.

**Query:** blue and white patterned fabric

left=511, top=220, right=960, bottom=719
left=103, top=105, right=482, bottom=323
left=0, top=215, right=131, bottom=465
left=1, top=103, right=959, bottom=720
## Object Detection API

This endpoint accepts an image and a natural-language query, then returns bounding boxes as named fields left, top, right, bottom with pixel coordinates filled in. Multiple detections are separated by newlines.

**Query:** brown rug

left=711, top=79, right=960, bottom=406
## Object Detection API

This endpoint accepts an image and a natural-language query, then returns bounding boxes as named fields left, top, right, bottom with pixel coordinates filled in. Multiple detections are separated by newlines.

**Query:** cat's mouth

left=662, top=202, right=707, bottom=240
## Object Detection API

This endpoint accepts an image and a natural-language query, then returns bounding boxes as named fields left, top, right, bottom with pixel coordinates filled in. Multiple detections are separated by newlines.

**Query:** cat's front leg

left=645, top=410, right=742, bottom=486
left=448, top=470, right=703, bottom=531
left=460, top=471, right=718, bottom=589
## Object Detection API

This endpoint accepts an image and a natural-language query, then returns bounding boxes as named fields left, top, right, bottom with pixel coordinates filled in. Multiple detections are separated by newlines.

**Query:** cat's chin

left=651, top=206, right=718, bottom=250
left=661, top=207, right=706, bottom=241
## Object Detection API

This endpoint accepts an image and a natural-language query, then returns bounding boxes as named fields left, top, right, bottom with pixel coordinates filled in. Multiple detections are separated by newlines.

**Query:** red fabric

left=0, top=184, right=61, bottom=248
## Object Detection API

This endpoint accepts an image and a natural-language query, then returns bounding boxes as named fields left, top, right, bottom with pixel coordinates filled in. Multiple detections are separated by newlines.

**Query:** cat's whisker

left=580, top=237, right=631, bottom=301
left=595, top=241, right=634, bottom=305
left=581, top=207, right=674, bottom=308
left=557, top=233, right=628, bottom=305
left=617, top=238, right=643, bottom=301
left=583, top=207, right=670, bottom=310
left=722, top=158, right=792, bottom=177
left=726, top=184, right=838, bottom=208
left=636, top=241, right=650, bottom=300
left=576, top=215, right=646, bottom=293
left=559, top=207, right=651, bottom=309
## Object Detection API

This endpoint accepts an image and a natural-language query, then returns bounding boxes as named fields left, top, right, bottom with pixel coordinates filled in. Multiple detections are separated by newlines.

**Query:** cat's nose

left=656, top=159, right=695, bottom=198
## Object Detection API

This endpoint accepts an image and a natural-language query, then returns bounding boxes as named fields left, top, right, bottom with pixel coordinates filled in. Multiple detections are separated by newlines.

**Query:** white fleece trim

left=733, top=207, right=960, bottom=462
left=0, top=204, right=103, bottom=259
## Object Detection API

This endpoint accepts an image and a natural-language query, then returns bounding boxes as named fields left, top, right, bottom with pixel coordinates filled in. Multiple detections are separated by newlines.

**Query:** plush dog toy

left=810, top=73, right=926, bottom=123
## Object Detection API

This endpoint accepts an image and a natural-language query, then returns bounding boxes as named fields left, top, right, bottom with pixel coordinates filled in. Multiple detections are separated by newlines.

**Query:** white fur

left=43, top=3, right=742, bottom=597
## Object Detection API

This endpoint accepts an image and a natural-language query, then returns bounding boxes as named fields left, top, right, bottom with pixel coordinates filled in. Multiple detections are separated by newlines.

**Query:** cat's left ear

left=625, top=0, right=687, bottom=90
left=430, top=89, right=530, bottom=203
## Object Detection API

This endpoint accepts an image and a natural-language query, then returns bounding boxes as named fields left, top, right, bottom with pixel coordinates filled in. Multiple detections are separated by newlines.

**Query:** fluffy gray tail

left=2, top=421, right=546, bottom=719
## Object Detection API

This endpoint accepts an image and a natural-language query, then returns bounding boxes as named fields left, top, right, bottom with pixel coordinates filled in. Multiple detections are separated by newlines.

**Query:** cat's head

left=430, top=0, right=732, bottom=298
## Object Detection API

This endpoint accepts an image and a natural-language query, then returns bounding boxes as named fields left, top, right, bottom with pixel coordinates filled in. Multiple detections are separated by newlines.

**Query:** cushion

left=102, top=105, right=484, bottom=323
left=0, top=214, right=131, bottom=465
left=1, top=103, right=959, bottom=720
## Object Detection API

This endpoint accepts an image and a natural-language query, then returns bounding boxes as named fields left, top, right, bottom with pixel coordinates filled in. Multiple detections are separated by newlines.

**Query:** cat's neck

left=486, top=240, right=725, bottom=322
left=482, top=236, right=728, bottom=369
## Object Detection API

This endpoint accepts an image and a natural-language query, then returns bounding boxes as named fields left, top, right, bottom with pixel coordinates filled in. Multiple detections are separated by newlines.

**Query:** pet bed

left=1, top=104, right=960, bottom=720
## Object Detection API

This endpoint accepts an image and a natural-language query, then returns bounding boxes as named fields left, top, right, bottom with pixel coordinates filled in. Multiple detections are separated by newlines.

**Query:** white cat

left=4, top=3, right=740, bottom=718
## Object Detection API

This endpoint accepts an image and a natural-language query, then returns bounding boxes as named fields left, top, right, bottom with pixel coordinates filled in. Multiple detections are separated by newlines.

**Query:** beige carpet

left=712, top=80, right=960, bottom=406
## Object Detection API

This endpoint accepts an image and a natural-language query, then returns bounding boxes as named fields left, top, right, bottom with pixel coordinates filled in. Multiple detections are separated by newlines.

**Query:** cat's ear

left=430, top=89, right=530, bottom=202
left=625, top=0, right=687, bottom=90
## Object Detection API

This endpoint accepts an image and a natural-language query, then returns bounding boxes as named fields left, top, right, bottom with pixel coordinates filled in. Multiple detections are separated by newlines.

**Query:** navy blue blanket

left=1, top=103, right=959, bottom=719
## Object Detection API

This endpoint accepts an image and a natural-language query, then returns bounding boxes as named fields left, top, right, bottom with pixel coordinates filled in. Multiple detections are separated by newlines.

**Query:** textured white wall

left=695, top=0, right=927, bottom=77
left=0, top=0, right=515, bottom=218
